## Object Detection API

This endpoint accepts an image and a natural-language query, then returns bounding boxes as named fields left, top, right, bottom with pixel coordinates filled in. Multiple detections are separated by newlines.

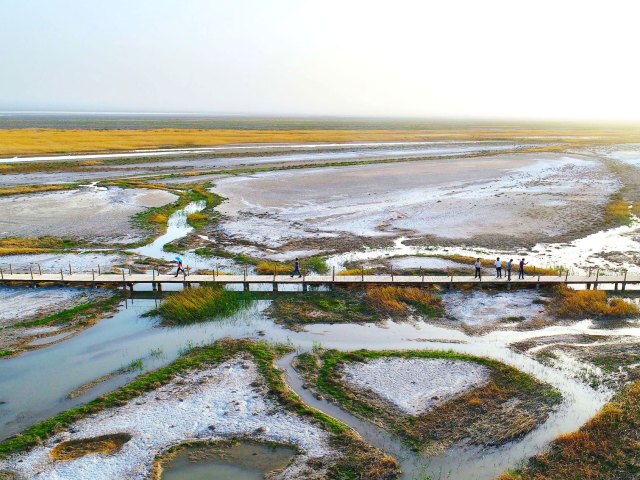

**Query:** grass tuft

left=152, top=286, right=253, bottom=325
left=548, top=286, right=640, bottom=319
left=50, top=433, right=132, bottom=461
left=186, top=212, right=208, bottom=228
left=365, top=286, right=443, bottom=317
left=255, top=257, right=328, bottom=275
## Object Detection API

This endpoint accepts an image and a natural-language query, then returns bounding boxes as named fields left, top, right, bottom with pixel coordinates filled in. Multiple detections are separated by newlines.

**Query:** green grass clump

left=153, top=286, right=253, bottom=325
left=0, top=350, right=13, bottom=357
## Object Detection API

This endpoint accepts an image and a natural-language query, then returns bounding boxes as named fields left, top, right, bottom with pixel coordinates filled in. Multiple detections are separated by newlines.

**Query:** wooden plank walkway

left=0, top=271, right=634, bottom=291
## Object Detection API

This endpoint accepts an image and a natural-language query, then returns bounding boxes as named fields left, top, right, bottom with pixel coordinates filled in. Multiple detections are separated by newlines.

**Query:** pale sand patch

left=341, top=357, right=490, bottom=415
left=0, top=186, right=177, bottom=244
left=0, top=357, right=334, bottom=480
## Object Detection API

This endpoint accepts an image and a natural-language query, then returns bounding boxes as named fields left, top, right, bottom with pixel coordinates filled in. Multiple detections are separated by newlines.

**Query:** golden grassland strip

left=0, top=339, right=401, bottom=479
left=0, top=236, right=89, bottom=256
left=0, top=142, right=567, bottom=175
left=499, top=380, right=640, bottom=480
left=0, top=184, right=78, bottom=197
left=5, top=127, right=640, bottom=156
left=295, top=349, right=562, bottom=454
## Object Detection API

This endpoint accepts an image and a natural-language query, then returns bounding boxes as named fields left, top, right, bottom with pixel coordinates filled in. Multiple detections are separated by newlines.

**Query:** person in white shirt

left=474, top=258, right=482, bottom=278
left=495, top=257, right=502, bottom=278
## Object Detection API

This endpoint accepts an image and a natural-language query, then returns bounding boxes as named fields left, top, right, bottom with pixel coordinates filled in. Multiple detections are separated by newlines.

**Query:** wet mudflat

left=2, top=134, right=640, bottom=479
left=0, top=186, right=177, bottom=243
left=212, top=153, right=616, bottom=255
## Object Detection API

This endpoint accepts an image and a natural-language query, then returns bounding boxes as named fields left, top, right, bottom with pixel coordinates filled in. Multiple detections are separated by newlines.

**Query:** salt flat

left=340, top=357, right=490, bottom=415
left=0, top=358, right=333, bottom=480
left=213, top=153, right=616, bottom=253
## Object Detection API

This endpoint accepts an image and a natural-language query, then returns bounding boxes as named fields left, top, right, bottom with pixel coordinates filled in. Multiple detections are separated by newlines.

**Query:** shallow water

left=161, top=442, right=296, bottom=480
left=2, top=189, right=639, bottom=478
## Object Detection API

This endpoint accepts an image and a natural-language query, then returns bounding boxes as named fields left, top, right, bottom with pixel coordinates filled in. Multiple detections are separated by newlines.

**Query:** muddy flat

left=0, top=186, right=177, bottom=243
left=213, top=153, right=615, bottom=252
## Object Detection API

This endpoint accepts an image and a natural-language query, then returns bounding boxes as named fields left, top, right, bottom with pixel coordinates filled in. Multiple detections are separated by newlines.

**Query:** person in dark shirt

left=291, top=258, right=302, bottom=278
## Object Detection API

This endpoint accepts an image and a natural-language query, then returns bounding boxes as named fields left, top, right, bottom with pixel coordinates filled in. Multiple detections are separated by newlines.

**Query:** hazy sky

left=2, top=0, right=639, bottom=120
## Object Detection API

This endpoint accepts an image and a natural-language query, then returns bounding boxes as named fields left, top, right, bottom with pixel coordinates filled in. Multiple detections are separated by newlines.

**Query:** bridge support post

left=302, top=282, right=308, bottom=292
left=128, top=283, right=134, bottom=293
left=273, top=282, right=278, bottom=292
left=157, top=283, right=162, bottom=293
left=152, top=282, right=157, bottom=292
left=243, top=283, right=250, bottom=292
left=614, top=282, right=619, bottom=291
left=586, top=283, right=591, bottom=290
left=507, top=282, right=511, bottom=290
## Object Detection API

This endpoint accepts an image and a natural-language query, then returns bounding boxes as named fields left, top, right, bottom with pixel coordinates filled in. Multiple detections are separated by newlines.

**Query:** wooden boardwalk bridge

left=0, top=268, right=634, bottom=292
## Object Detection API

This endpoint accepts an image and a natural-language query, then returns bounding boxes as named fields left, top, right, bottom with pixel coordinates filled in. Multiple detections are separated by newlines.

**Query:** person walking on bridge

left=474, top=258, right=482, bottom=279
left=290, top=258, right=302, bottom=278
left=519, top=258, right=527, bottom=279
left=507, top=259, right=514, bottom=281
left=495, top=257, right=502, bottom=278
left=174, top=256, right=186, bottom=277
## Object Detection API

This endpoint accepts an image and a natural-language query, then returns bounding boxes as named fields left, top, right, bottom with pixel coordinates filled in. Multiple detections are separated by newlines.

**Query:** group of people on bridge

left=474, top=257, right=527, bottom=280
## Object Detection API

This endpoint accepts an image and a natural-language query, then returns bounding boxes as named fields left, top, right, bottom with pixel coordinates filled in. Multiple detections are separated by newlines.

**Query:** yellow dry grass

left=604, top=198, right=632, bottom=226
left=256, top=262, right=295, bottom=275
left=366, top=286, right=442, bottom=315
left=549, top=286, right=640, bottom=318
left=2, top=127, right=640, bottom=157
left=338, top=268, right=376, bottom=276
left=50, top=433, right=131, bottom=461
left=499, top=380, right=640, bottom=480
left=0, top=184, right=73, bottom=197
left=148, top=213, right=169, bottom=224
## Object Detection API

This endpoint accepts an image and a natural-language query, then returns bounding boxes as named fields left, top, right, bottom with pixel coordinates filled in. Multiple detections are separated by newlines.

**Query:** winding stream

left=1, top=203, right=639, bottom=479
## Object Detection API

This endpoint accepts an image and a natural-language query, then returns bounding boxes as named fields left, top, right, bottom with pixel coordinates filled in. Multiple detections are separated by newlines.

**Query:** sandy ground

left=212, top=153, right=616, bottom=254
left=0, top=252, right=126, bottom=274
left=0, top=186, right=177, bottom=244
left=442, top=290, right=548, bottom=328
left=0, top=287, right=105, bottom=327
left=340, top=357, right=490, bottom=415
left=0, top=357, right=334, bottom=480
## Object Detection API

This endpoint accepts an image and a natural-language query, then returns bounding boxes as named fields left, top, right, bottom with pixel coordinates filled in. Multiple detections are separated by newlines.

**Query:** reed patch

left=151, top=286, right=253, bottom=325
left=548, top=286, right=640, bottom=319
left=267, top=287, right=443, bottom=330
left=500, top=380, right=640, bottom=480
